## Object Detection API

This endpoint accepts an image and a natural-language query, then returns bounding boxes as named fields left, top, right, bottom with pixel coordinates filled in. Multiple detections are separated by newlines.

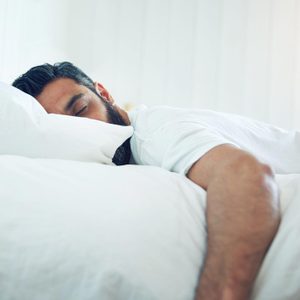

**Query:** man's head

left=12, top=62, right=131, bottom=165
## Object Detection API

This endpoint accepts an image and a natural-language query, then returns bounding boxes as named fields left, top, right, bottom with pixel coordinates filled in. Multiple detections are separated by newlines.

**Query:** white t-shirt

left=128, top=105, right=300, bottom=175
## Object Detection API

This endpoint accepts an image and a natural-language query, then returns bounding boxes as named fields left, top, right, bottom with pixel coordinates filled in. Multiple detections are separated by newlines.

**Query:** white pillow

left=0, top=82, right=133, bottom=164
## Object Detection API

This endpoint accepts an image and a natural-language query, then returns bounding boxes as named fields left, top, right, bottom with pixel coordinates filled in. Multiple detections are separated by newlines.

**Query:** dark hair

left=12, top=62, right=96, bottom=97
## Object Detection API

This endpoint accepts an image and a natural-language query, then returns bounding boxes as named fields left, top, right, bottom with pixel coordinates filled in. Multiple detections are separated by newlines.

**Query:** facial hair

left=102, top=100, right=132, bottom=166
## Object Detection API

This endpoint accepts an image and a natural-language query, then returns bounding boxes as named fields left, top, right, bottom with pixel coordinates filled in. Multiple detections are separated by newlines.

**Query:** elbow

left=217, top=153, right=280, bottom=218
left=229, top=154, right=276, bottom=191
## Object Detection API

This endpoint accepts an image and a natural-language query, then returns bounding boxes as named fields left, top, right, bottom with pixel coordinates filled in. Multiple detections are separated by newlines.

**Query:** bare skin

left=188, top=145, right=280, bottom=300
left=36, top=78, right=281, bottom=300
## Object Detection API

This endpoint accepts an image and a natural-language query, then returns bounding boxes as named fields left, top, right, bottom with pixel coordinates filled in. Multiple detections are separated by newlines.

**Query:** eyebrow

left=65, top=93, right=84, bottom=111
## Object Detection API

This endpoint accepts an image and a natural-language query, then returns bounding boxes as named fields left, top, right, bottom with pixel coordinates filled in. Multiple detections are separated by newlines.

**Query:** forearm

left=194, top=157, right=280, bottom=300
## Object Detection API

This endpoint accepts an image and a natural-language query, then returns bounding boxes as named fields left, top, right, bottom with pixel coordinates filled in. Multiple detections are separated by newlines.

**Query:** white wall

left=0, top=0, right=71, bottom=83
left=1, top=0, right=299, bottom=130
left=67, top=0, right=300, bottom=130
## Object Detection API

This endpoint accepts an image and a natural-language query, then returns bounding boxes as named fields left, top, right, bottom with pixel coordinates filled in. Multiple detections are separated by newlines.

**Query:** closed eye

left=75, top=105, right=88, bottom=116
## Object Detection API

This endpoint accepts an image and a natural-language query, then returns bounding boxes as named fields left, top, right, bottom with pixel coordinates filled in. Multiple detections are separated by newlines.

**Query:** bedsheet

left=0, top=155, right=299, bottom=300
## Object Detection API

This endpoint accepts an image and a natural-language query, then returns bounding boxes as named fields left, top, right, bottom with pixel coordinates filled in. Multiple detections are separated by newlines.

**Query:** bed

left=0, top=82, right=299, bottom=299
left=0, top=156, right=299, bottom=299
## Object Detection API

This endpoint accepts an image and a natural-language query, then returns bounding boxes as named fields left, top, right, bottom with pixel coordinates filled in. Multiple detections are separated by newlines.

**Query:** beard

left=102, top=100, right=132, bottom=166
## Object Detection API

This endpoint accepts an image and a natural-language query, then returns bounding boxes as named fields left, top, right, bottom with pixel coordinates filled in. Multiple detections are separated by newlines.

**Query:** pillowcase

left=0, top=82, right=133, bottom=164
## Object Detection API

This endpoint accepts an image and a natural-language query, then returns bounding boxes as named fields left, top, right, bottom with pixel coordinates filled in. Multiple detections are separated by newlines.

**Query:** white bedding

left=0, top=155, right=299, bottom=300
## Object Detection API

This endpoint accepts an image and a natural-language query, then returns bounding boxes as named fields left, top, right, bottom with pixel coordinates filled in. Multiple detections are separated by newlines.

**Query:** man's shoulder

left=129, top=105, right=211, bottom=127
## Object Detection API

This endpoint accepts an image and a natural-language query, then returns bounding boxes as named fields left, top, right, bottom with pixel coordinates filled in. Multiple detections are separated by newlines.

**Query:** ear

left=94, top=82, right=114, bottom=104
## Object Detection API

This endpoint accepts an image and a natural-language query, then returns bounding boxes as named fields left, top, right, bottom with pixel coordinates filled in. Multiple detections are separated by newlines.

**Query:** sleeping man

left=13, top=62, right=300, bottom=300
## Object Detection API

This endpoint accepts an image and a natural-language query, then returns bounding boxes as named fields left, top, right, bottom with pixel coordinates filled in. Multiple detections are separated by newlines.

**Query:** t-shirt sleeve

left=134, top=120, right=237, bottom=175
left=130, top=106, right=300, bottom=174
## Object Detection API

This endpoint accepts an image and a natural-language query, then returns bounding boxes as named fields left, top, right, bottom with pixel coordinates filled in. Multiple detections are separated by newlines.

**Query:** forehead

left=36, top=78, right=90, bottom=112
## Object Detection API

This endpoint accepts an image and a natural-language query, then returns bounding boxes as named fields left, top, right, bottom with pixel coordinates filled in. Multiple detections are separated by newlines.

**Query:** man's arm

left=187, top=144, right=280, bottom=300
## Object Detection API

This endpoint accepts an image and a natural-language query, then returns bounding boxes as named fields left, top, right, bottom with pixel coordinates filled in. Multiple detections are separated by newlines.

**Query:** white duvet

left=0, top=155, right=299, bottom=300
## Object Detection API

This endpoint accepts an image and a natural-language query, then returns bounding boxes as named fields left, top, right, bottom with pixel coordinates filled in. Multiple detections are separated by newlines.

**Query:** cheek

left=86, top=101, right=108, bottom=122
